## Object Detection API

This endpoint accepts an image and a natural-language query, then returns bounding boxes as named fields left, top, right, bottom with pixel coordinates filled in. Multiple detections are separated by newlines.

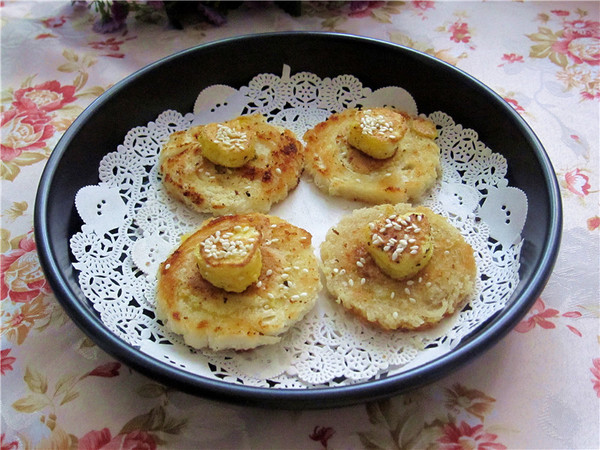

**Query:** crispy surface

left=320, top=204, right=477, bottom=331
left=303, top=108, right=441, bottom=204
left=159, top=115, right=304, bottom=215
left=156, top=213, right=321, bottom=351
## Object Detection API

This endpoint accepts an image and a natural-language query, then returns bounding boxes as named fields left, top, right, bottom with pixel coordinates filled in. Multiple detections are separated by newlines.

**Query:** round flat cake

left=320, top=204, right=477, bottom=330
left=156, top=213, right=321, bottom=351
left=303, top=107, right=441, bottom=204
left=159, top=114, right=304, bottom=215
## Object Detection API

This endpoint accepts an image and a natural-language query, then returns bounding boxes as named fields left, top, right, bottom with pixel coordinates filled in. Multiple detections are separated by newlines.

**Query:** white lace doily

left=70, top=65, right=527, bottom=388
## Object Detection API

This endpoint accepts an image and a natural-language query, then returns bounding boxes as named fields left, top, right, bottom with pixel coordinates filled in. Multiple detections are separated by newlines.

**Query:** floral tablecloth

left=1, top=1, right=599, bottom=449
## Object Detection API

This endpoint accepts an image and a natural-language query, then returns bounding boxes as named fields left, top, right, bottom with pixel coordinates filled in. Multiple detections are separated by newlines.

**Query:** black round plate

left=34, top=32, right=561, bottom=409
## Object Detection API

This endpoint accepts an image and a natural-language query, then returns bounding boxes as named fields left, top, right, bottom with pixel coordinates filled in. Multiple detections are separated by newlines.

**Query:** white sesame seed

left=348, top=279, right=354, bottom=287
left=266, top=269, right=273, bottom=276
left=390, top=291, right=396, bottom=299
left=275, top=168, right=282, bottom=175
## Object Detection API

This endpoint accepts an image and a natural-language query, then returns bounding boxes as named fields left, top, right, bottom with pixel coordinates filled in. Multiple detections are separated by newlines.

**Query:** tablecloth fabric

left=1, top=1, right=599, bottom=449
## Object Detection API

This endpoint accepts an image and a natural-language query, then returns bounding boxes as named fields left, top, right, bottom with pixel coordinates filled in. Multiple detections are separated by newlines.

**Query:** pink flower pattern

left=437, top=421, right=507, bottom=450
left=515, top=298, right=583, bottom=336
left=449, top=21, right=472, bottom=44
left=78, top=428, right=157, bottom=450
left=515, top=298, right=559, bottom=332
left=552, top=20, right=600, bottom=66
left=591, top=358, right=600, bottom=398
left=1, top=108, right=54, bottom=161
left=0, top=233, right=51, bottom=303
left=565, top=168, right=591, bottom=197
left=12, top=80, right=77, bottom=113
left=1, top=348, right=16, bottom=375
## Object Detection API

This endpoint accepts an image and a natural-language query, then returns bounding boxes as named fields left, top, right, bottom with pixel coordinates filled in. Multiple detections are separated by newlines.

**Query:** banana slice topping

left=348, top=108, right=408, bottom=159
left=196, top=120, right=256, bottom=168
left=366, top=212, right=433, bottom=280
left=196, top=221, right=262, bottom=293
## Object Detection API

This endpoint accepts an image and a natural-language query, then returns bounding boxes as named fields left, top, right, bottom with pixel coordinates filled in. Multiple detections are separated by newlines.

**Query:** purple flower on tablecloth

left=1, top=348, right=16, bottom=375
left=348, top=1, right=386, bottom=18
left=12, top=81, right=77, bottom=113
left=78, top=428, right=157, bottom=450
left=591, top=358, right=600, bottom=397
left=1, top=108, right=54, bottom=162
left=437, top=421, right=507, bottom=450
left=564, top=168, right=592, bottom=197
left=92, top=1, right=130, bottom=33
left=0, top=232, right=51, bottom=304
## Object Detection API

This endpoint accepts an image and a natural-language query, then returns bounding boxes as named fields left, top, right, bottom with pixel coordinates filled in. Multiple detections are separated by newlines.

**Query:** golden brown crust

left=156, top=213, right=321, bottom=351
left=320, top=204, right=477, bottom=331
left=159, top=115, right=304, bottom=215
left=303, top=108, right=441, bottom=204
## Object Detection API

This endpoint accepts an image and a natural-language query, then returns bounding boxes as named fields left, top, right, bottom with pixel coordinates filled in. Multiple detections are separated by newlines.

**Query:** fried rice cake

left=159, top=114, right=304, bottom=215
left=156, top=213, right=321, bottom=351
left=320, top=204, right=477, bottom=331
left=303, top=107, right=441, bottom=204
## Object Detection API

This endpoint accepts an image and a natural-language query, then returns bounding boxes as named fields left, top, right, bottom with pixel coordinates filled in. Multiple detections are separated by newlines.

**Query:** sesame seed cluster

left=214, top=124, right=248, bottom=151
left=359, top=112, right=398, bottom=139
left=368, top=213, right=425, bottom=261
left=200, top=226, right=257, bottom=259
